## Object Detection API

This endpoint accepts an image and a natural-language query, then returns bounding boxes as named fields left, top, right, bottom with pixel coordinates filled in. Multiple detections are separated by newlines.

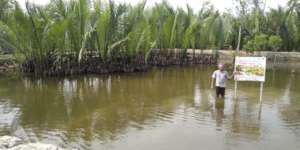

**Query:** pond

left=0, top=65, right=300, bottom=150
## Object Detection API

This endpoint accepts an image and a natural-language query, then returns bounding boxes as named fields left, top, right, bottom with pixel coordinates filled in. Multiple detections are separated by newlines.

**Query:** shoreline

left=19, top=50, right=217, bottom=76
left=1, top=49, right=300, bottom=76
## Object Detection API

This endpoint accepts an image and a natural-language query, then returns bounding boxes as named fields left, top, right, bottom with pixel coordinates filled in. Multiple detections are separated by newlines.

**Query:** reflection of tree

left=225, top=98, right=261, bottom=141
left=0, top=67, right=212, bottom=149
left=278, top=70, right=300, bottom=136
left=192, top=67, right=214, bottom=111
left=193, top=82, right=201, bottom=107
left=3, top=66, right=298, bottom=149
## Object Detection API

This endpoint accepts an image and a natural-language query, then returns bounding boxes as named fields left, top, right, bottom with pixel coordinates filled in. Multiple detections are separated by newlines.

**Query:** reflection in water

left=214, top=100, right=225, bottom=128
left=193, top=81, right=201, bottom=107
left=0, top=66, right=299, bottom=150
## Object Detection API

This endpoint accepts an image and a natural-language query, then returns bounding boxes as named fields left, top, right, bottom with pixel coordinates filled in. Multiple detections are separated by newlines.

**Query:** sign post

left=259, top=82, right=264, bottom=103
left=234, top=81, right=238, bottom=99
left=234, top=57, right=267, bottom=100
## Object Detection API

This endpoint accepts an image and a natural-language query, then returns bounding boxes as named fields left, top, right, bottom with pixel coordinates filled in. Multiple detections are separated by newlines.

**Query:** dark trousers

left=216, top=86, right=225, bottom=98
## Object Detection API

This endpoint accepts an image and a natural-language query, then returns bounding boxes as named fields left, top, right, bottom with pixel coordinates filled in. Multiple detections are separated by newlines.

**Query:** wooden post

left=234, top=57, right=237, bottom=99
left=259, top=82, right=264, bottom=103
left=258, top=82, right=264, bottom=120
left=258, top=100, right=263, bottom=120
left=234, top=81, right=238, bottom=99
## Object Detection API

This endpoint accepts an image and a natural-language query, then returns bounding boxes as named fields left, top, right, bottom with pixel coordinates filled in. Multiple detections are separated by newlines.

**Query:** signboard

left=234, top=57, right=266, bottom=82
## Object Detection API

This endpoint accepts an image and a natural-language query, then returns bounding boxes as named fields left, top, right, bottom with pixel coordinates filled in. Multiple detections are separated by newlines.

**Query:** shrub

left=244, top=40, right=255, bottom=53
left=253, top=34, right=269, bottom=51
left=268, top=35, right=282, bottom=51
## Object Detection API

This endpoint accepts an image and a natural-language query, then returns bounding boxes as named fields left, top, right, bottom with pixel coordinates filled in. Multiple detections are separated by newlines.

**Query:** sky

left=16, top=0, right=288, bottom=12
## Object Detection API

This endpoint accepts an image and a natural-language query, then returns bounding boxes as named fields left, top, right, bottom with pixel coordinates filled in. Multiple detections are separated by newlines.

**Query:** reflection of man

left=215, top=100, right=225, bottom=128
left=211, top=63, right=235, bottom=99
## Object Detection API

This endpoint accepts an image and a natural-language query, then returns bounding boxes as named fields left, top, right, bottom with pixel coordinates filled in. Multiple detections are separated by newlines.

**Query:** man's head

left=218, top=63, right=225, bottom=71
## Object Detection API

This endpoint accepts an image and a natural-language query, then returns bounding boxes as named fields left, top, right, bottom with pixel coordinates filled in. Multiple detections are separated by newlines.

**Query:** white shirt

left=212, top=70, right=228, bottom=88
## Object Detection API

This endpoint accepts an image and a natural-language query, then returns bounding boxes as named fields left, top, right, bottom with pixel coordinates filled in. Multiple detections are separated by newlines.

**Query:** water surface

left=0, top=65, right=300, bottom=150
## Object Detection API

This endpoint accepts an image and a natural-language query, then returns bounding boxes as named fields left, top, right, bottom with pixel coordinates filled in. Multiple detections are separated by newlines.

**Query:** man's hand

left=233, top=71, right=241, bottom=75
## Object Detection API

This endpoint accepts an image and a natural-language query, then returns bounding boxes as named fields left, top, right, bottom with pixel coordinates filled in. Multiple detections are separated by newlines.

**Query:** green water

left=0, top=65, right=300, bottom=150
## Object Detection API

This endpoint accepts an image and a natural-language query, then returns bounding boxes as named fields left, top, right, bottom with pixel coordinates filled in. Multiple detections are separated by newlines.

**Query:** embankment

left=217, top=50, right=300, bottom=63
left=20, top=49, right=217, bottom=76
left=0, top=55, right=18, bottom=74
left=1, top=49, right=300, bottom=76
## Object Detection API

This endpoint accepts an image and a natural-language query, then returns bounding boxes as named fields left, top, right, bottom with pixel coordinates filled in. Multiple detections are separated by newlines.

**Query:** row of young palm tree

left=235, top=0, right=300, bottom=52
left=0, top=0, right=299, bottom=75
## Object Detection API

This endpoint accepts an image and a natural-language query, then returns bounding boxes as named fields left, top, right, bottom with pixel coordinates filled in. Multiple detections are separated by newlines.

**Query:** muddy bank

left=21, top=50, right=217, bottom=76
left=0, top=55, right=18, bottom=74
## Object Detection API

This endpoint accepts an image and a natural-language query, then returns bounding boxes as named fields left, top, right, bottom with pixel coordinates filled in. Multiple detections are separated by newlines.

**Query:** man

left=211, top=63, right=234, bottom=99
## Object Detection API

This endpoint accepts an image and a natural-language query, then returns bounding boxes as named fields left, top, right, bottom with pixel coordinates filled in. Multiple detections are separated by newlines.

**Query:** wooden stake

left=234, top=81, right=238, bottom=99
left=259, top=82, right=264, bottom=103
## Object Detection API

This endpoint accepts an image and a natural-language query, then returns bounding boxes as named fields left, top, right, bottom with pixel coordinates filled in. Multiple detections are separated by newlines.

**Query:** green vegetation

left=0, top=0, right=299, bottom=75
left=268, top=35, right=283, bottom=52
left=243, top=34, right=283, bottom=52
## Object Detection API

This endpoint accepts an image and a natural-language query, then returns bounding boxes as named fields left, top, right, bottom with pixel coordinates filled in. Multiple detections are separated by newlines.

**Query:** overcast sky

left=16, top=0, right=288, bottom=12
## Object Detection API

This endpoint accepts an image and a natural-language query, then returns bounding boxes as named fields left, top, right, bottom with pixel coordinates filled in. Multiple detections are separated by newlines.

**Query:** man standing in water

left=211, top=63, right=234, bottom=99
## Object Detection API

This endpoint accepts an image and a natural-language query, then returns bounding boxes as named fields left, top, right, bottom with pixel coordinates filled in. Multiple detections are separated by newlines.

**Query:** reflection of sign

left=234, top=57, right=266, bottom=82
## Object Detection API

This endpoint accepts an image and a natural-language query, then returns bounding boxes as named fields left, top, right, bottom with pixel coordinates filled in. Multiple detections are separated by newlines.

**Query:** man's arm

left=227, top=71, right=237, bottom=80
left=211, top=71, right=216, bottom=88
left=211, top=78, right=214, bottom=88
